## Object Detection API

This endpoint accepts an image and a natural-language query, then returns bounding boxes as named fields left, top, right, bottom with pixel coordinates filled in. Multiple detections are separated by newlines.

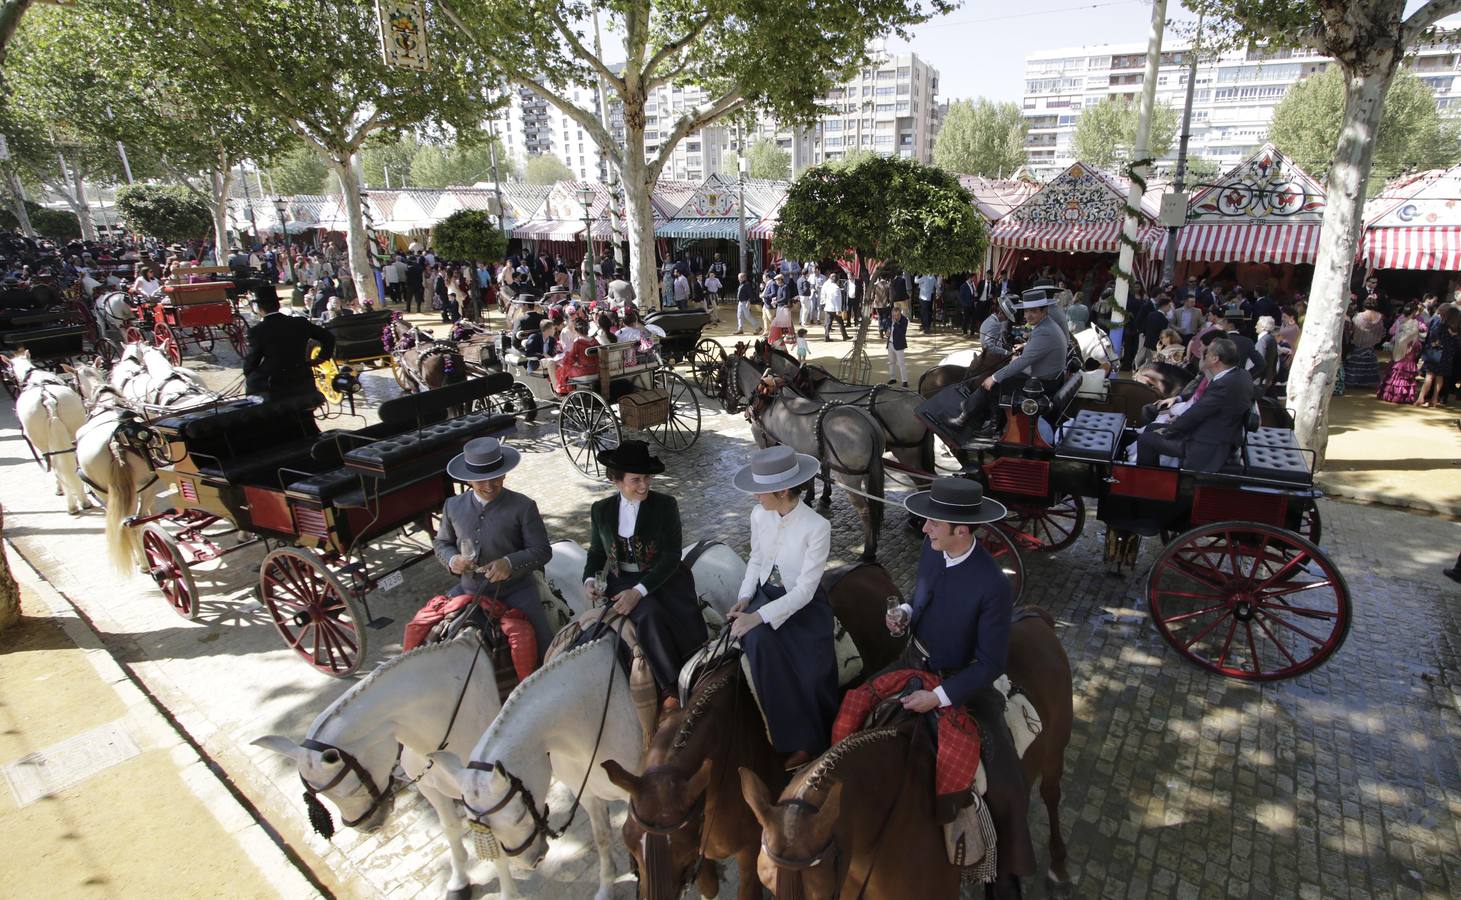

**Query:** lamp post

left=272, top=197, right=296, bottom=285
left=580, top=184, right=596, bottom=302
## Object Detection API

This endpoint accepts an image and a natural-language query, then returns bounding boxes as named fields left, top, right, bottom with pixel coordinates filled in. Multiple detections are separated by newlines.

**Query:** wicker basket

left=619, top=388, right=670, bottom=430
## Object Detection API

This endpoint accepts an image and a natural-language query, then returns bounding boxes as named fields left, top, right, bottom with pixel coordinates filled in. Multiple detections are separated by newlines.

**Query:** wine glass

left=459, top=537, right=478, bottom=573
left=591, top=569, right=609, bottom=603
left=885, top=596, right=909, bottom=637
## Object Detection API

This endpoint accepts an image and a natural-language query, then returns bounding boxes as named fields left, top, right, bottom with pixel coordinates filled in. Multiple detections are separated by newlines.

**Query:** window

left=824, top=136, right=843, bottom=147
left=897, top=67, right=911, bottom=78
left=875, top=86, right=896, bottom=96
left=897, top=84, right=910, bottom=94
left=825, top=119, right=843, bottom=132
left=687, top=142, right=700, bottom=151
left=899, top=134, right=913, bottom=145
left=876, top=103, right=894, bottom=112
left=896, top=100, right=910, bottom=113
left=877, top=69, right=895, bottom=81
left=875, top=134, right=893, bottom=145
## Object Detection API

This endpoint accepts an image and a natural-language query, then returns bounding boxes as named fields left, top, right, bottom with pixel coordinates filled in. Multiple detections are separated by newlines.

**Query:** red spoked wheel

left=1147, top=521, right=1350, bottom=681
left=975, top=523, right=1025, bottom=604
left=259, top=547, right=368, bottom=677
left=153, top=322, right=183, bottom=366
left=122, top=324, right=145, bottom=346
left=995, top=493, right=1086, bottom=553
left=189, top=326, right=216, bottom=355
left=141, top=523, right=201, bottom=620
left=226, top=314, right=248, bottom=357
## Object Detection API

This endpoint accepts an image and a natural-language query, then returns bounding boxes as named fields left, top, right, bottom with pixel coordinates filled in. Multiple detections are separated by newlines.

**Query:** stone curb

left=4, top=540, right=329, bottom=900
left=1314, top=477, right=1461, bottom=519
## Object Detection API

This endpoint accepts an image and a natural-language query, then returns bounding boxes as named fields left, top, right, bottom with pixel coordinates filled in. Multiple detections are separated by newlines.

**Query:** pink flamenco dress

left=1377, top=322, right=1421, bottom=404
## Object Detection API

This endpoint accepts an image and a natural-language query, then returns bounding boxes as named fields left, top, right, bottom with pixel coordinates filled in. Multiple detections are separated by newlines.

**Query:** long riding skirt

left=607, top=565, right=707, bottom=694
left=742, top=582, right=839, bottom=755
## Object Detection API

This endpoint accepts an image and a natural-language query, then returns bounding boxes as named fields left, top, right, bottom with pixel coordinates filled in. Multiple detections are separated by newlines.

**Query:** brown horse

left=387, top=314, right=466, bottom=392
left=742, top=608, right=1074, bottom=900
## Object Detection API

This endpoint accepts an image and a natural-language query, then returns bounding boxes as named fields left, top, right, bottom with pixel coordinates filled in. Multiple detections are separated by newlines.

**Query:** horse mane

left=490, top=633, right=615, bottom=732
left=671, top=663, right=737, bottom=751
left=793, top=726, right=902, bottom=797
left=308, top=638, right=471, bottom=737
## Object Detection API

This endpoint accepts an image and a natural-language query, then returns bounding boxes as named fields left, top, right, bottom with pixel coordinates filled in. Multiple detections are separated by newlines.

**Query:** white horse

left=254, top=635, right=516, bottom=900
left=543, top=538, right=747, bottom=623
left=110, top=342, right=211, bottom=409
left=93, top=289, right=136, bottom=339
left=12, top=352, right=91, bottom=514
left=431, top=634, right=644, bottom=900
left=71, top=363, right=161, bottom=572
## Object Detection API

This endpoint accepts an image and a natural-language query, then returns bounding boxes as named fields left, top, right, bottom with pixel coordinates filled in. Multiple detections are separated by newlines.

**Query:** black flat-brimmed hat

left=446, top=437, right=521, bottom=482
left=732, top=445, right=821, bottom=494
left=597, top=440, right=665, bottom=475
left=905, top=477, right=1007, bottom=525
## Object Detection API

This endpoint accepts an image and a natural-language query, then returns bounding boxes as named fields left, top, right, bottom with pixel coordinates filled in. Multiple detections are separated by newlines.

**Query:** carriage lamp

left=1021, top=397, right=1041, bottom=417
left=332, top=365, right=361, bottom=395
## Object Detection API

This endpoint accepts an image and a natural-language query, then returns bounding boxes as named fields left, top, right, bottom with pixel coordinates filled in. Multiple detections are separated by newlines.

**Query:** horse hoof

left=445, top=885, right=473, bottom=900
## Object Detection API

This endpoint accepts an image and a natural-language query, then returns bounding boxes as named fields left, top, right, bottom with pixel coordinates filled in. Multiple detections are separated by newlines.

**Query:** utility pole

left=487, top=117, right=509, bottom=239
left=1163, top=15, right=1202, bottom=286
left=237, top=160, right=259, bottom=245
left=1111, top=0, right=1167, bottom=358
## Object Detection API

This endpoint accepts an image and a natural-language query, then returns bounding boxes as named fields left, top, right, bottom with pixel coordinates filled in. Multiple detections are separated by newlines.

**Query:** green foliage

left=29, top=205, right=79, bottom=239
left=362, top=135, right=425, bottom=188
left=115, top=184, right=212, bottom=241
left=746, top=138, right=790, bottom=181
left=933, top=99, right=1027, bottom=177
left=774, top=155, right=985, bottom=276
left=824, top=148, right=880, bottom=170
left=431, top=208, right=506, bottom=263
left=523, top=154, right=574, bottom=185
left=720, top=150, right=741, bottom=177
left=1072, top=98, right=1178, bottom=169
left=1268, top=66, right=1461, bottom=189
left=0, top=198, right=42, bottom=231
left=410, top=133, right=515, bottom=187
left=270, top=147, right=332, bottom=196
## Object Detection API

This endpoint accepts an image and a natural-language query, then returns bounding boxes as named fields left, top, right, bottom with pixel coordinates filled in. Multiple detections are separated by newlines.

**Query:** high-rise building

left=490, top=83, right=607, bottom=183
left=1020, top=26, right=1461, bottom=178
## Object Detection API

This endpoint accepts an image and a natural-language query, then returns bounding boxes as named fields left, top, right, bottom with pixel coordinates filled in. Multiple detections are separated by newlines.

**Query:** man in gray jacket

left=431, top=437, right=554, bottom=655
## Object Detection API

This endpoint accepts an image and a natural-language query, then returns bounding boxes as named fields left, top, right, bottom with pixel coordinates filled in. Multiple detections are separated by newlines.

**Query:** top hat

left=446, top=437, right=521, bottom=482
left=732, top=445, right=820, bottom=494
left=905, top=477, right=1008, bottom=525
left=597, top=440, right=665, bottom=475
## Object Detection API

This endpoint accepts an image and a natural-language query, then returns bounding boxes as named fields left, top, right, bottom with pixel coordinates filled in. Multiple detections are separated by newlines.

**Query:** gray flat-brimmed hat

left=446, top=437, right=521, bottom=482
left=732, top=445, right=821, bottom=494
left=905, top=477, right=1007, bottom=525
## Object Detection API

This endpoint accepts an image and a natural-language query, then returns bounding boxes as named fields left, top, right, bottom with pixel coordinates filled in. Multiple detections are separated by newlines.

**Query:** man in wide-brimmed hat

left=889, top=476, right=1034, bottom=878
left=949, top=287, right=1070, bottom=437
left=418, top=437, right=553, bottom=655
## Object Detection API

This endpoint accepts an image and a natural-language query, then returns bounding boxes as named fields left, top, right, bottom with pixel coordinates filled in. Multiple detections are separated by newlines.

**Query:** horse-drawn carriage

left=124, top=281, right=249, bottom=365
left=918, top=366, right=1347, bottom=681
left=641, top=306, right=726, bottom=395
left=0, top=279, right=113, bottom=395
left=311, top=309, right=406, bottom=402
left=129, top=375, right=518, bottom=676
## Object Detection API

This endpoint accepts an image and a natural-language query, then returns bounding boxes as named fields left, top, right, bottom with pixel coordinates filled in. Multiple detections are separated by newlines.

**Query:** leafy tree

left=115, top=184, right=212, bottom=242
left=432, top=208, right=507, bottom=263
left=438, top=0, right=955, bottom=307
left=746, top=138, right=790, bottom=181
left=1072, top=98, right=1178, bottom=169
left=825, top=148, right=880, bottom=170
left=362, top=134, right=424, bottom=188
left=29, top=204, right=79, bottom=238
left=775, top=156, right=985, bottom=299
left=270, top=146, right=332, bottom=196
left=523, top=154, right=574, bottom=185
left=1268, top=66, right=1461, bottom=192
left=120, top=0, right=499, bottom=304
left=410, top=133, right=514, bottom=188
left=933, top=99, right=1027, bottom=177
left=1189, top=0, right=1461, bottom=463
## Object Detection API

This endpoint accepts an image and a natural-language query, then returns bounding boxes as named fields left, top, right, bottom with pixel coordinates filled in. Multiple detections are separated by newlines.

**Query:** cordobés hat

left=446, top=437, right=521, bottom=482
left=596, top=439, right=665, bottom=475
left=732, top=445, right=821, bottom=494
left=905, top=477, right=1007, bottom=525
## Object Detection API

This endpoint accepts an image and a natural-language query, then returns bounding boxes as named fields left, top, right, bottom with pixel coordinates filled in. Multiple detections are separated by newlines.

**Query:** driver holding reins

left=948, top=290, right=1069, bottom=438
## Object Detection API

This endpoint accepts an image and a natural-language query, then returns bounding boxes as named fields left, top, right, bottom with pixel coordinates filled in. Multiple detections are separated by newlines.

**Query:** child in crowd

left=794, top=328, right=810, bottom=365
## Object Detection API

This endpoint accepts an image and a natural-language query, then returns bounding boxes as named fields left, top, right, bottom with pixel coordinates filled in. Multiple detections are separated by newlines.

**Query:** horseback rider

left=729, top=446, right=840, bottom=770
left=891, top=476, right=1036, bottom=880
left=948, top=290, right=1069, bottom=437
left=583, top=441, right=708, bottom=710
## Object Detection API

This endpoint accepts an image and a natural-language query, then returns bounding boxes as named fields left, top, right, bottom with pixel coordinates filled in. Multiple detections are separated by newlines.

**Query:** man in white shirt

left=382, top=254, right=403, bottom=305
left=672, top=271, right=690, bottom=308
left=820, top=273, right=847, bottom=341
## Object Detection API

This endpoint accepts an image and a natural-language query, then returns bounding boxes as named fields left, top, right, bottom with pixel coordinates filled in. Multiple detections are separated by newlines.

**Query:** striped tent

left=1361, top=165, right=1461, bottom=270
left=989, top=162, right=1165, bottom=260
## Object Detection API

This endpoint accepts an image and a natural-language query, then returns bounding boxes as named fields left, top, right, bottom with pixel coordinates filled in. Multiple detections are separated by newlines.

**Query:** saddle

left=545, top=606, right=661, bottom=740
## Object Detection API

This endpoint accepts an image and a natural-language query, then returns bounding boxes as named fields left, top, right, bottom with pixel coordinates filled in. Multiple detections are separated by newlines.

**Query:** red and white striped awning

left=1361, top=226, right=1461, bottom=271
left=511, top=220, right=585, bottom=241
left=748, top=218, right=776, bottom=240
left=1154, top=223, right=1322, bottom=265
left=988, top=219, right=1161, bottom=254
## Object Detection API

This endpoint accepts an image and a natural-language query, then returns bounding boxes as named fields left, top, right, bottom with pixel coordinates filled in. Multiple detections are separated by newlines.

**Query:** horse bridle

left=461, top=759, right=559, bottom=856
left=626, top=773, right=710, bottom=890
left=298, top=737, right=398, bottom=835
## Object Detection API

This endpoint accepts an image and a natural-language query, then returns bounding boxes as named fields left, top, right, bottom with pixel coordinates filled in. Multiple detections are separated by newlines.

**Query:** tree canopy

left=114, top=183, right=212, bottom=241
left=1072, top=98, right=1178, bottom=169
left=523, top=154, right=575, bottom=185
left=1268, top=65, right=1461, bottom=191
left=933, top=99, right=1027, bottom=177
left=775, top=155, right=985, bottom=277
left=746, top=137, right=790, bottom=181
left=270, top=147, right=333, bottom=196
left=410, top=133, right=514, bottom=188
left=432, top=209, right=507, bottom=263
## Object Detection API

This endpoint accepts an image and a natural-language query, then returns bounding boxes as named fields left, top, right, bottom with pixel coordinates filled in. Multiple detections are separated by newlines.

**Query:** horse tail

left=103, top=440, right=140, bottom=573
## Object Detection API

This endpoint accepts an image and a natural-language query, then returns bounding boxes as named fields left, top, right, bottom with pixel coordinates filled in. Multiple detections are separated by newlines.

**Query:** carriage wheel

left=690, top=338, right=726, bottom=399
left=141, top=523, right=201, bottom=620
left=559, top=390, right=621, bottom=479
left=67, top=298, right=99, bottom=344
left=1292, top=504, right=1321, bottom=545
left=153, top=323, right=183, bottom=366
left=122, top=325, right=145, bottom=346
left=226, top=314, right=248, bottom=357
left=390, top=356, right=414, bottom=392
left=93, top=338, right=120, bottom=367
left=647, top=370, right=702, bottom=451
left=996, top=494, right=1086, bottom=553
left=0, top=356, right=18, bottom=399
left=315, top=360, right=342, bottom=404
left=1147, top=521, right=1350, bottom=681
left=495, top=382, right=539, bottom=424
left=259, top=547, right=368, bottom=677
left=190, top=326, right=216, bottom=355
left=975, top=524, right=1025, bottom=604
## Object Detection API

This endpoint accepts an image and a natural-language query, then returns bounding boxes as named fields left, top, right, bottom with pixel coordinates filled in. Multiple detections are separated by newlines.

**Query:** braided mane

left=671, top=663, right=737, bottom=751
left=797, top=727, right=901, bottom=796
left=310, top=638, right=471, bottom=735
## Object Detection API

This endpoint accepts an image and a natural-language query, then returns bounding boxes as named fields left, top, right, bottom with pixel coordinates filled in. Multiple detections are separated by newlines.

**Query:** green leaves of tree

left=431, top=209, right=507, bottom=263
left=115, top=184, right=212, bottom=241
left=523, top=154, right=575, bottom=185
left=1072, top=98, right=1178, bottom=170
left=933, top=99, right=1027, bottom=178
left=746, top=138, right=789, bottom=181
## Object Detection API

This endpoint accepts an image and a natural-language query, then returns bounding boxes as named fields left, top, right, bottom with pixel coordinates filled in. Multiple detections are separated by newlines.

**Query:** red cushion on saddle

left=832, top=668, right=981, bottom=799
left=402, top=594, right=538, bottom=682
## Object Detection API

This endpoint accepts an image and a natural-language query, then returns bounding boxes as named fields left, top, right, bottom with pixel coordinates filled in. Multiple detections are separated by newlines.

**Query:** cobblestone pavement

left=1, top=344, right=1459, bottom=899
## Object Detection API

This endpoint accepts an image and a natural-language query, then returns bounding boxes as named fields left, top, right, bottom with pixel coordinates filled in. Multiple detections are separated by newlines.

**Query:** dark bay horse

left=742, top=608, right=1075, bottom=900
left=386, top=313, right=466, bottom=392
left=724, top=353, right=887, bottom=561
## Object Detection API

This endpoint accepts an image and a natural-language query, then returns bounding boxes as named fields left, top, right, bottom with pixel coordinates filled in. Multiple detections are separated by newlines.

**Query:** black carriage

left=642, top=307, right=726, bottom=397
left=130, top=375, right=517, bottom=676
left=310, top=309, right=407, bottom=402
left=919, top=371, right=1347, bottom=681
left=0, top=287, right=109, bottom=396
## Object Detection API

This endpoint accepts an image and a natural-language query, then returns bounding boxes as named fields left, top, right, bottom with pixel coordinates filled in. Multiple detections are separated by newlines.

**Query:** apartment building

left=1021, top=24, right=1461, bottom=177
left=490, top=83, right=608, bottom=183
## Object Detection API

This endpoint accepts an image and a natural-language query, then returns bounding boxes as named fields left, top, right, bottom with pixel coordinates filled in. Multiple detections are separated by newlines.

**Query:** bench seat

left=1055, top=410, right=1127, bottom=462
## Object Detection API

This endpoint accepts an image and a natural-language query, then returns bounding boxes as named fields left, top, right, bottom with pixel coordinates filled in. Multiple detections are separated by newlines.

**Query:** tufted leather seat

left=343, top=411, right=515, bottom=479
left=1218, top=426, right=1311, bottom=484
left=1049, top=372, right=1085, bottom=422
left=1056, top=410, right=1127, bottom=461
left=285, top=467, right=362, bottom=503
left=326, top=309, right=395, bottom=360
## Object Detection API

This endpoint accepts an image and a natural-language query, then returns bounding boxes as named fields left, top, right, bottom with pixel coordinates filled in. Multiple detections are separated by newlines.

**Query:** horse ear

left=600, top=759, right=642, bottom=795
left=684, top=758, right=713, bottom=800
left=738, top=767, right=774, bottom=830
left=426, top=751, right=468, bottom=787
left=61, top=364, right=74, bottom=375
left=251, top=735, right=304, bottom=762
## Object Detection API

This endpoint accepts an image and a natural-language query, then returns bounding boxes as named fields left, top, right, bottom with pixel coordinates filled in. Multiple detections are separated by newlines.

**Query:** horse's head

left=742, top=769, right=843, bottom=900
left=253, top=733, right=398, bottom=837
left=431, top=751, right=552, bottom=868
left=67, top=362, right=107, bottom=404
left=604, top=758, right=713, bottom=900
left=7, top=349, right=33, bottom=380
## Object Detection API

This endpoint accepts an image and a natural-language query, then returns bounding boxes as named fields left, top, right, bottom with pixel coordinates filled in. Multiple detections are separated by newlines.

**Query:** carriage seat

left=326, top=309, right=395, bottom=360
left=342, top=411, right=516, bottom=479
left=0, top=324, right=85, bottom=355
left=284, top=465, right=364, bottom=503
left=1219, top=426, right=1311, bottom=485
left=1055, top=410, right=1126, bottom=462
left=157, top=393, right=323, bottom=482
left=1048, top=371, right=1085, bottom=422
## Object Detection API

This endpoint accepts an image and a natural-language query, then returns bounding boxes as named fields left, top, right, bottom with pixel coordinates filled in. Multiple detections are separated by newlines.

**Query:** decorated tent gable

left=1366, top=165, right=1461, bottom=228
left=1188, top=144, right=1325, bottom=223
left=1012, top=162, right=1133, bottom=224
left=542, top=181, right=592, bottom=222
left=676, top=173, right=740, bottom=218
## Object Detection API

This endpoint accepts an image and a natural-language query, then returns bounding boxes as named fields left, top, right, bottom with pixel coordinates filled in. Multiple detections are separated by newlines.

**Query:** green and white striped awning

left=655, top=217, right=743, bottom=240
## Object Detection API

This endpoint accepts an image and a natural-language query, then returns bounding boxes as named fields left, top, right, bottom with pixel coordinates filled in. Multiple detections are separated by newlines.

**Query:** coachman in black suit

left=242, top=287, right=335, bottom=399
left=1137, top=337, right=1255, bottom=472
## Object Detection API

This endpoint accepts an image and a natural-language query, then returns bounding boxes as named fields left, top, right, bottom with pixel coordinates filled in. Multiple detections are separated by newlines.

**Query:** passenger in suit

left=1137, top=337, right=1256, bottom=472
left=242, top=286, right=334, bottom=399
